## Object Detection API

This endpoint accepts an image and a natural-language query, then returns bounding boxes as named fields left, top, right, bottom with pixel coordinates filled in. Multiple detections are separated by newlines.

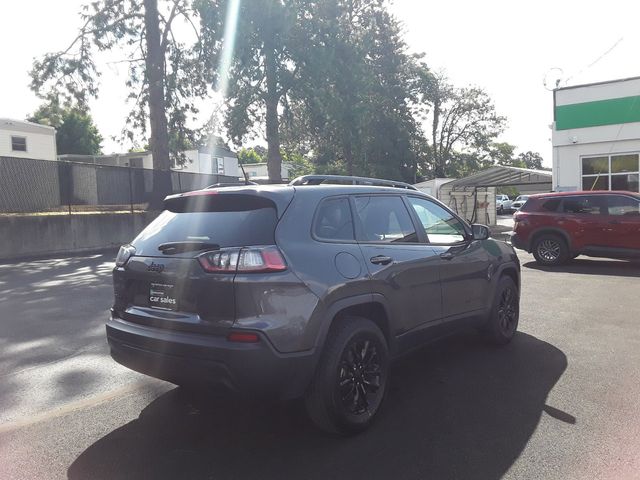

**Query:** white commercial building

left=0, top=118, right=56, bottom=161
left=552, top=76, right=640, bottom=193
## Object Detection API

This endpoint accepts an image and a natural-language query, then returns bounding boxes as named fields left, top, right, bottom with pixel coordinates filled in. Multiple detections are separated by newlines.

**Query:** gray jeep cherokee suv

left=107, top=179, right=520, bottom=434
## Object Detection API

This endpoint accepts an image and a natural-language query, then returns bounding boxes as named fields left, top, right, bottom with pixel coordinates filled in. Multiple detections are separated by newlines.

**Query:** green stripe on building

left=555, top=95, right=640, bottom=130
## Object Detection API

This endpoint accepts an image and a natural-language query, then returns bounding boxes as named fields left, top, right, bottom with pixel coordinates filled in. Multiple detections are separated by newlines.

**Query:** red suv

left=511, top=191, right=640, bottom=265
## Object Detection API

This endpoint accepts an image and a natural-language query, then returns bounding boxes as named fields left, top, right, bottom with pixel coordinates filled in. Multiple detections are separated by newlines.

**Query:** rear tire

left=532, top=233, right=569, bottom=266
left=485, top=276, right=519, bottom=345
left=305, top=316, right=389, bottom=435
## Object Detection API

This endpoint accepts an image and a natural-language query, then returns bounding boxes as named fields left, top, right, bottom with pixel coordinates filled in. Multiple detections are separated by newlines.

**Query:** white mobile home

left=0, top=118, right=56, bottom=161
left=243, top=162, right=292, bottom=182
left=176, top=146, right=240, bottom=177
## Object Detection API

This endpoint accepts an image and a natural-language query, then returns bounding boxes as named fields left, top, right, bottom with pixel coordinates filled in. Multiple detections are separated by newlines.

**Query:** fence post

left=61, top=162, right=72, bottom=215
left=128, top=167, right=134, bottom=213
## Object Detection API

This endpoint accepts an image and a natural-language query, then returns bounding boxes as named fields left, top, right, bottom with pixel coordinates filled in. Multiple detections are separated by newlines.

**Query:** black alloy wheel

left=485, top=276, right=519, bottom=345
left=337, top=338, right=383, bottom=415
left=496, top=284, right=518, bottom=336
left=305, top=317, right=389, bottom=435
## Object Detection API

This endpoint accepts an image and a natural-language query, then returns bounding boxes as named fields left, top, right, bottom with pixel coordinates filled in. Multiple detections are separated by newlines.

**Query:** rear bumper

left=106, top=316, right=316, bottom=400
left=510, top=233, right=529, bottom=252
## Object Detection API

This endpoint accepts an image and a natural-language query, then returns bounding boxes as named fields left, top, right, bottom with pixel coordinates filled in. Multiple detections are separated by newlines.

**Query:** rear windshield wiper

left=158, top=241, right=220, bottom=255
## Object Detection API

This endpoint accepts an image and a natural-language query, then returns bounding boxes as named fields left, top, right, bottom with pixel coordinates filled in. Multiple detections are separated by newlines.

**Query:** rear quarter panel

left=272, top=191, right=372, bottom=353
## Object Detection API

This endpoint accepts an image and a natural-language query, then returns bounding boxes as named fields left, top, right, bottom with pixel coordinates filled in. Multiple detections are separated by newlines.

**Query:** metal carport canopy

left=447, top=165, right=552, bottom=189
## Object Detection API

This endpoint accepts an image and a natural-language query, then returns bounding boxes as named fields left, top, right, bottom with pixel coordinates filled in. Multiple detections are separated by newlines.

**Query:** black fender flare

left=312, top=293, right=394, bottom=358
left=495, top=260, right=521, bottom=289
left=481, top=260, right=521, bottom=315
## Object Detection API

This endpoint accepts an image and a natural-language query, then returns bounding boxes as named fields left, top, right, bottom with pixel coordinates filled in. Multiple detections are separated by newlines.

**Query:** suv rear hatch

left=112, top=188, right=293, bottom=335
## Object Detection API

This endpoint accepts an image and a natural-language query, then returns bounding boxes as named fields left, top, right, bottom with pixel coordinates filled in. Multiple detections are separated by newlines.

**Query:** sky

left=2, top=0, right=640, bottom=168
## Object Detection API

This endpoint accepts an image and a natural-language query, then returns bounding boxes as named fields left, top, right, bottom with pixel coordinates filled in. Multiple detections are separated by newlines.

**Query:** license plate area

left=149, top=283, right=177, bottom=311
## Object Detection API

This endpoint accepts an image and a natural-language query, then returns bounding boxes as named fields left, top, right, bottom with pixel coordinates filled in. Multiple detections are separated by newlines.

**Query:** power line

left=564, top=36, right=624, bottom=85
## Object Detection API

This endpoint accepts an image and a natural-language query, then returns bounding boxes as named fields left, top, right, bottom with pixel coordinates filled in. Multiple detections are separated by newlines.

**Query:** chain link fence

left=0, top=157, right=240, bottom=214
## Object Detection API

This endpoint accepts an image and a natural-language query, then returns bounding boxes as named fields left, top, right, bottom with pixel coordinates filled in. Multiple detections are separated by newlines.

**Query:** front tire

left=485, top=276, right=519, bottom=345
left=305, top=317, right=389, bottom=435
left=532, top=233, right=569, bottom=266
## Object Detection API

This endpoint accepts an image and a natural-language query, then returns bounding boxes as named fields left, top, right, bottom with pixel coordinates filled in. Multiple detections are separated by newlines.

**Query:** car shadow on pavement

left=68, top=332, right=567, bottom=480
left=523, top=258, right=640, bottom=277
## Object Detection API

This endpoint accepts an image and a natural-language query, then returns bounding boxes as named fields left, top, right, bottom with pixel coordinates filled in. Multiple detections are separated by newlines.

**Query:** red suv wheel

left=532, top=234, right=569, bottom=266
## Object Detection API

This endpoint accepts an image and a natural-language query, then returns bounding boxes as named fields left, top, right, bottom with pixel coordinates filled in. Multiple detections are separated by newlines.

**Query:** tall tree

left=198, top=0, right=305, bottom=183
left=420, top=72, right=506, bottom=178
left=30, top=0, right=212, bottom=204
left=237, top=146, right=266, bottom=164
left=28, top=98, right=103, bottom=155
left=489, top=142, right=517, bottom=166
left=283, top=0, right=421, bottom=181
left=516, top=151, right=545, bottom=170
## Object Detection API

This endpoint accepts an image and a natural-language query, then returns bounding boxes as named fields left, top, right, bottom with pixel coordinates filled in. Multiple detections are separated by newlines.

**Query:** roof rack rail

left=289, top=174, right=417, bottom=191
left=205, top=181, right=258, bottom=189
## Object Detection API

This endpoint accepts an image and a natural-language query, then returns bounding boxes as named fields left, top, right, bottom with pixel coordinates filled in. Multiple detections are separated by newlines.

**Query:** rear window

left=313, top=197, right=355, bottom=241
left=132, top=206, right=278, bottom=256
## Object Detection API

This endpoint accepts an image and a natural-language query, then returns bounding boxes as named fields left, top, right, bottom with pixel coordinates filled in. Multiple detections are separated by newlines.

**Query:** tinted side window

left=561, top=196, right=606, bottom=215
left=607, top=196, right=640, bottom=216
left=407, top=197, right=466, bottom=244
left=313, top=197, right=355, bottom=241
left=353, top=196, right=418, bottom=243
left=541, top=198, right=561, bottom=212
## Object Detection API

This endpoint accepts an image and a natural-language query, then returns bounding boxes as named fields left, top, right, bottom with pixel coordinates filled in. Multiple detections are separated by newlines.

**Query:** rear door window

left=561, top=196, right=606, bottom=215
left=353, top=196, right=418, bottom=243
left=313, top=197, right=355, bottom=241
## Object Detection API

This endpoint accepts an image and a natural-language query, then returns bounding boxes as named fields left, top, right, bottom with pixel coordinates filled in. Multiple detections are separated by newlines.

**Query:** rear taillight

left=198, top=249, right=241, bottom=272
left=198, top=246, right=286, bottom=273
left=513, top=213, right=529, bottom=227
left=115, top=244, right=136, bottom=267
left=238, top=246, right=287, bottom=272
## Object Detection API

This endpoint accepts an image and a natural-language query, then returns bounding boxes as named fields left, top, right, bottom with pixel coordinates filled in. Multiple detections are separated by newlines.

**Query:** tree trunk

left=343, top=138, right=354, bottom=175
left=144, top=0, right=171, bottom=208
left=264, top=43, right=283, bottom=184
left=432, top=94, right=444, bottom=178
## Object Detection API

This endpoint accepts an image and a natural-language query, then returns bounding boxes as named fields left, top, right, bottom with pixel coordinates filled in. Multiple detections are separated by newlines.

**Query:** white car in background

left=511, top=195, right=530, bottom=211
left=496, top=194, right=512, bottom=214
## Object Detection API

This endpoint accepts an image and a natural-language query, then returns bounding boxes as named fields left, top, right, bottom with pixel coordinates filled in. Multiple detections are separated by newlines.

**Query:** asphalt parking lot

left=1, top=247, right=639, bottom=480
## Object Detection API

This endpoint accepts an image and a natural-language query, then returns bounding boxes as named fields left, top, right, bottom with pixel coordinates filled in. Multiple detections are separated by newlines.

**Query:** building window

left=11, top=136, right=27, bottom=152
left=215, top=157, right=225, bottom=174
left=582, top=154, right=640, bottom=192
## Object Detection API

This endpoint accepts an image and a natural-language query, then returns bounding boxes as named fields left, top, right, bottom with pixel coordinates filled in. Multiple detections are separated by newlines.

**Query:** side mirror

left=471, top=224, right=490, bottom=240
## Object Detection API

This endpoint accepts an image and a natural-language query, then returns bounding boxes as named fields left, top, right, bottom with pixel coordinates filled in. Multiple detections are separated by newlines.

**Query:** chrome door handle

left=370, top=255, right=393, bottom=265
